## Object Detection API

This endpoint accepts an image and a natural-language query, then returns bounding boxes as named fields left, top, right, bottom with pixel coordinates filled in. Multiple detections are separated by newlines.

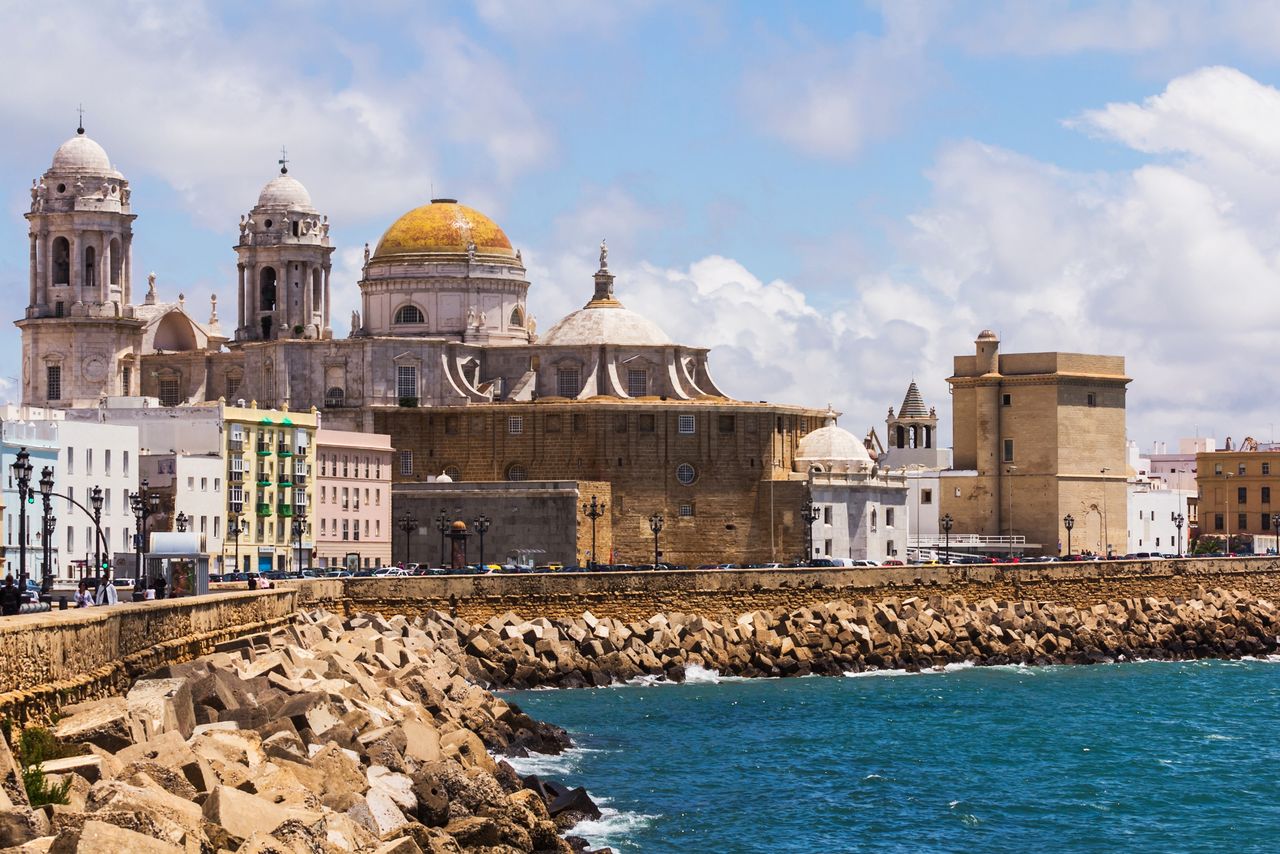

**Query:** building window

left=123, top=366, right=132, bottom=395
left=1264, top=513, right=1274, bottom=530
left=508, top=416, right=524, bottom=435
left=1239, top=464, right=1247, bottom=476
left=1214, top=463, right=1223, bottom=475
left=823, top=506, right=832, bottom=524
left=159, top=378, right=181, bottom=406
left=627, top=369, right=648, bottom=397
left=394, top=305, right=425, bottom=324
left=443, top=465, right=460, bottom=481
left=679, top=503, right=694, bottom=517
left=886, top=508, right=895, bottom=527
left=639, top=414, right=655, bottom=433
left=922, top=489, right=933, bottom=504
left=46, top=365, right=61, bottom=402
left=719, top=415, right=735, bottom=434
left=613, top=414, right=628, bottom=433
left=1264, top=487, right=1271, bottom=504
left=325, top=387, right=345, bottom=408
left=1214, top=513, right=1224, bottom=530
left=678, top=415, right=695, bottom=435
left=546, top=414, right=562, bottom=433
left=1265, top=463, right=1272, bottom=476
left=870, top=509, right=878, bottom=532
left=1239, top=513, right=1249, bottom=532
left=557, top=368, right=580, bottom=398
left=399, top=450, right=413, bottom=476
left=1002, top=439, right=1014, bottom=462
left=572, top=414, right=586, bottom=433
left=396, top=365, right=417, bottom=400
left=1238, top=486, right=1247, bottom=504
left=1087, top=392, right=1097, bottom=407
left=226, top=374, right=241, bottom=399
left=824, top=539, right=833, bottom=556
left=675, top=463, right=696, bottom=485
left=506, top=463, right=528, bottom=482
left=887, top=540, right=897, bottom=556
left=443, top=415, right=459, bottom=436
left=1002, top=393, right=1011, bottom=406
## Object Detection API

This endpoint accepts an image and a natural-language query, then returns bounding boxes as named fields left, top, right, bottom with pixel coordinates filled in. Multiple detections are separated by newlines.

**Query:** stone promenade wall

left=0, top=588, right=297, bottom=725
left=302, top=557, right=1280, bottom=623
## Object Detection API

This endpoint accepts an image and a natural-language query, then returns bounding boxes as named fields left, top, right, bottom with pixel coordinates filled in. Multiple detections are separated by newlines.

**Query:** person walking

left=94, top=577, right=118, bottom=606
left=74, top=581, right=93, bottom=608
left=0, top=576, right=20, bottom=616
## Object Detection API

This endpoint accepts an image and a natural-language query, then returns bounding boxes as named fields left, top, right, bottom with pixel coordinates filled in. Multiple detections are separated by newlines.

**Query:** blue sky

left=5, top=1, right=1280, bottom=447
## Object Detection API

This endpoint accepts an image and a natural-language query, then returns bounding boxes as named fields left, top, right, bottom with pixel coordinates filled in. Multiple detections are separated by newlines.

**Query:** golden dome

left=373, top=199, right=516, bottom=260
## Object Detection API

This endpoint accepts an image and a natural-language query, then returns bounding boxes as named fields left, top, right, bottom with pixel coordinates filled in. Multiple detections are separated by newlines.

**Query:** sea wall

left=303, top=557, right=1280, bottom=623
left=0, top=588, right=297, bottom=725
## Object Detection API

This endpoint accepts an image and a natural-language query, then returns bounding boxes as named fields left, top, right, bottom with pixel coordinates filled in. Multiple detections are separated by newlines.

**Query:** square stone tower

left=944, top=330, right=1130, bottom=556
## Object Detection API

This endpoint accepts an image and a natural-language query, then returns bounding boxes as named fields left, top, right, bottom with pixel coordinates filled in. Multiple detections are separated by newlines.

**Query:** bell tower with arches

left=883, top=380, right=948, bottom=469
left=16, top=123, right=145, bottom=406
left=233, top=156, right=333, bottom=343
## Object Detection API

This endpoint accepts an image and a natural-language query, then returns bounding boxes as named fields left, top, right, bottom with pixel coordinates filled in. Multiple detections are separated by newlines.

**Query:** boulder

left=125, top=678, right=196, bottom=740
left=201, top=785, right=322, bottom=843
left=51, top=698, right=135, bottom=753
left=48, top=818, right=183, bottom=854
left=0, top=807, right=49, bottom=848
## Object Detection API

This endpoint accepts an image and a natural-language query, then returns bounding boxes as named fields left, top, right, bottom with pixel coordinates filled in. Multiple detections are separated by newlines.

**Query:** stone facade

left=1194, top=449, right=1280, bottom=545
left=943, top=330, right=1130, bottom=556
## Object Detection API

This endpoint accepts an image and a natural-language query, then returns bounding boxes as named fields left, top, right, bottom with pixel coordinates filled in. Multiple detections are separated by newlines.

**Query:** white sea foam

left=683, top=664, right=725, bottom=683
left=568, top=806, right=657, bottom=850
left=499, top=747, right=602, bottom=778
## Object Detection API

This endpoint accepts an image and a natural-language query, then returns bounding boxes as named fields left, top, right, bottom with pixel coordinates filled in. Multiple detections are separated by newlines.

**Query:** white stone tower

left=16, top=124, right=144, bottom=406
left=234, top=161, right=333, bottom=342
left=883, top=380, right=947, bottom=469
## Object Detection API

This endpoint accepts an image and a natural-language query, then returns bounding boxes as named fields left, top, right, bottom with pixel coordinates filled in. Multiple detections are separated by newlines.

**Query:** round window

left=264, top=219, right=273, bottom=228
left=675, top=463, right=696, bottom=485
left=506, top=463, right=527, bottom=482
left=56, top=183, right=66, bottom=193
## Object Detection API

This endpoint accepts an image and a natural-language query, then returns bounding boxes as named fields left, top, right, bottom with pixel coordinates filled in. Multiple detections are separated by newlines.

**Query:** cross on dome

left=278, top=145, right=289, bottom=175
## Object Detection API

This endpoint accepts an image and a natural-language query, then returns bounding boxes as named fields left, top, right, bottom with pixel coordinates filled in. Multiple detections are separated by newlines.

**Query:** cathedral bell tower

left=16, top=124, right=144, bottom=406
left=233, top=158, right=333, bottom=342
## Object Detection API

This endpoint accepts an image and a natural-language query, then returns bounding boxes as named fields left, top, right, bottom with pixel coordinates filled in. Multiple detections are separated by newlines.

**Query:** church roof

left=541, top=304, right=672, bottom=347
left=898, top=381, right=929, bottom=418
left=50, top=131, right=118, bottom=175
left=374, top=199, right=517, bottom=261
left=256, top=174, right=313, bottom=209
left=796, top=421, right=873, bottom=467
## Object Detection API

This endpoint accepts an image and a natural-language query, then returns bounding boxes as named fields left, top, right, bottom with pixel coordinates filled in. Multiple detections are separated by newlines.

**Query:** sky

left=4, top=0, right=1280, bottom=449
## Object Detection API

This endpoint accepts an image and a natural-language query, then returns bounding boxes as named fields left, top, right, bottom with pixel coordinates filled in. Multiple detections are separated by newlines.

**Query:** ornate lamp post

left=1176, top=512, right=1187, bottom=558
left=648, top=512, right=664, bottom=568
left=582, top=496, right=606, bottom=569
left=398, top=512, right=418, bottom=567
left=292, top=514, right=307, bottom=574
left=941, top=513, right=954, bottom=564
left=175, top=511, right=189, bottom=533
left=10, top=448, right=33, bottom=590
left=90, top=485, right=104, bottom=583
left=130, top=479, right=159, bottom=584
left=800, top=496, right=820, bottom=563
left=39, top=466, right=55, bottom=594
left=228, top=513, right=243, bottom=575
left=473, top=515, right=491, bottom=570
left=1063, top=513, right=1075, bottom=559
left=435, top=510, right=449, bottom=567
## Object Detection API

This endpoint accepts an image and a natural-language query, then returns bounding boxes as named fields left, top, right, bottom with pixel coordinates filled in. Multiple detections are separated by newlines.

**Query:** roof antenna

left=76, top=103, right=85, bottom=135
left=278, top=145, right=288, bottom=175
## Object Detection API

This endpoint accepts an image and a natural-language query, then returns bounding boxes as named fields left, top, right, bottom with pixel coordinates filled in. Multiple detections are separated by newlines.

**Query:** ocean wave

left=569, top=806, right=658, bottom=851
left=499, top=746, right=603, bottom=778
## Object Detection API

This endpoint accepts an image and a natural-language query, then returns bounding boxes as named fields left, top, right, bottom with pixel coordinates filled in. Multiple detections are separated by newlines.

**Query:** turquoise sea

left=506, top=659, right=1280, bottom=853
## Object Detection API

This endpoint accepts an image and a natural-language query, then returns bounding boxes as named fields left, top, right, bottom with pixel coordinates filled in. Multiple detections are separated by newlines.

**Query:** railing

left=228, top=469, right=243, bottom=483
left=256, top=502, right=271, bottom=516
left=277, top=444, right=293, bottom=457
left=256, top=442, right=271, bottom=455
left=909, top=534, right=1028, bottom=547
left=277, top=504, right=293, bottom=517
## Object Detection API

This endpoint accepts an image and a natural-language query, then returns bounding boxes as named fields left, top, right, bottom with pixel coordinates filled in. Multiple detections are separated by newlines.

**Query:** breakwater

left=432, top=588, right=1280, bottom=687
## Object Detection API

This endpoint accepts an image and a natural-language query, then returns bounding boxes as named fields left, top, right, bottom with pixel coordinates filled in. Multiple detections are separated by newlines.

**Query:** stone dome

left=796, top=414, right=873, bottom=471
left=541, top=305, right=673, bottom=347
left=256, top=174, right=313, bottom=209
left=374, top=199, right=516, bottom=260
left=50, top=132, right=115, bottom=174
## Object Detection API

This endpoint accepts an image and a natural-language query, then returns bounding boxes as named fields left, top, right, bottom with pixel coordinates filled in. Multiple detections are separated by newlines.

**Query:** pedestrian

left=74, top=581, right=93, bottom=608
left=248, top=574, right=258, bottom=590
left=0, top=576, right=20, bottom=616
left=94, top=577, right=118, bottom=606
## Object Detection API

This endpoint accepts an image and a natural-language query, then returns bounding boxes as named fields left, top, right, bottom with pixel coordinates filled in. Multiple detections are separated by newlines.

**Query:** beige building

left=314, top=429, right=392, bottom=569
left=1194, top=447, right=1280, bottom=549
left=943, top=330, right=1129, bottom=556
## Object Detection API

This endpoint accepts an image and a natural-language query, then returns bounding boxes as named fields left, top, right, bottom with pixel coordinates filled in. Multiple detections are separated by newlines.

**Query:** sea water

left=506, top=659, right=1280, bottom=853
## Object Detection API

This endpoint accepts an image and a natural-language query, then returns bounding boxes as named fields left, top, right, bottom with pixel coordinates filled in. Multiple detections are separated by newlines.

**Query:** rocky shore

left=450, top=587, right=1280, bottom=687
left=0, top=610, right=611, bottom=853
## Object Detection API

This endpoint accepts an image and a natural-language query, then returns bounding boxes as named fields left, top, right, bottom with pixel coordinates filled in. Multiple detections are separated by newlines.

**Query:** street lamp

left=175, top=511, right=189, bottom=533
left=649, top=512, right=664, bottom=568
left=941, top=513, right=953, bottom=564
left=1005, top=465, right=1017, bottom=559
left=1063, top=514, right=1075, bottom=559
left=228, top=513, right=243, bottom=575
left=10, top=448, right=33, bottom=590
left=435, top=510, right=449, bottom=568
left=130, top=478, right=159, bottom=585
left=1220, top=471, right=1235, bottom=556
left=473, top=515, right=491, bottom=570
left=39, top=466, right=54, bottom=594
left=800, top=496, right=820, bottom=564
left=582, top=496, right=606, bottom=569
left=1175, top=512, right=1186, bottom=558
left=90, top=485, right=104, bottom=583
left=1272, top=512, right=1280, bottom=557
left=398, top=512, right=418, bottom=567
left=292, top=514, right=307, bottom=575
left=1100, top=467, right=1111, bottom=557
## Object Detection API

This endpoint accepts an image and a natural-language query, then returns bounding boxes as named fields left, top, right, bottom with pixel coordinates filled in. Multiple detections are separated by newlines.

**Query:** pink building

left=314, top=428, right=393, bottom=570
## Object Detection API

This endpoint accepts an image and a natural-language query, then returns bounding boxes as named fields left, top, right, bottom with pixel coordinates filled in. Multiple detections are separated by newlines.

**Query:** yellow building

left=223, top=402, right=318, bottom=574
left=943, top=330, right=1130, bottom=556
left=1193, top=448, right=1280, bottom=548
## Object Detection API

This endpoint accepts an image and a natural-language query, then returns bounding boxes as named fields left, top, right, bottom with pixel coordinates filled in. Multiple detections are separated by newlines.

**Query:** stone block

left=201, top=785, right=321, bottom=842
left=48, top=818, right=183, bottom=854
left=126, top=678, right=196, bottom=740
left=51, top=698, right=135, bottom=754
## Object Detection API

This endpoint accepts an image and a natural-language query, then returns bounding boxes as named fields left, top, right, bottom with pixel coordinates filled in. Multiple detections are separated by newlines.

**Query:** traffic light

left=25, top=495, right=33, bottom=505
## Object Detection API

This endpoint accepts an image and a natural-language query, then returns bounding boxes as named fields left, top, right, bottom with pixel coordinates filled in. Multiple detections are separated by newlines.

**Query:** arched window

left=675, top=463, right=697, bottom=486
left=259, top=267, right=277, bottom=310
left=52, top=237, right=70, bottom=285
left=83, top=246, right=96, bottom=287
left=505, top=463, right=528, bottom=482
left=510, top=306, right=524, bottom=327
left=870, top=508, right=878, bottom=532
left=556, top=367, right=580, bottom=398
left=108, top=238, right=122, bottom=285
left=895, top=425, right=905, bottom=449
left=394, top=305, right=425, bottom=324
left=325, top=386, right=345, bottom=408
left=443, top=465, right=461, bottom=481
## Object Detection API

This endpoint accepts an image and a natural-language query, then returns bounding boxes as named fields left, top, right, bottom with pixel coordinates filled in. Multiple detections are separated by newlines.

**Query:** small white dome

left=541, top=306, right=672, bottom=347
left=796, top=422, right=873, bottom=470
left=51, top=133, right=114, bottom=173
left=436, top=472, right=454, bottom=483
left=256, top=174, right=313, bottom=209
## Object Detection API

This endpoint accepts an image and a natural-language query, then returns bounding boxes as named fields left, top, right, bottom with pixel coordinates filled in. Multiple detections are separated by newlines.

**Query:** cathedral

left=17, top=126, right=908, bottom=566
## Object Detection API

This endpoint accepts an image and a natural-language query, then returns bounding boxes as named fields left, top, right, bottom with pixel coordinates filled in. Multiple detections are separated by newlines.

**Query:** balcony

left=228, top=469, right=244, bottom=483
left=292, top=473, right=307, bottom=485
left=277, top=504, right=293, bottom=517
left=228, top=439, right=244, bottom=453
left=278, top=475, right=293, bottom=487
left=276, top=444, right=293, bottom=457
left=256, top=442, right=271, bottom=456
left=256, top=502, right=271, bottom=517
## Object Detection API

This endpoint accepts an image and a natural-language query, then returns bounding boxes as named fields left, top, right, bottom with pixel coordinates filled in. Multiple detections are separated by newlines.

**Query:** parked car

left=881, top=559, right=905, bottom=566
